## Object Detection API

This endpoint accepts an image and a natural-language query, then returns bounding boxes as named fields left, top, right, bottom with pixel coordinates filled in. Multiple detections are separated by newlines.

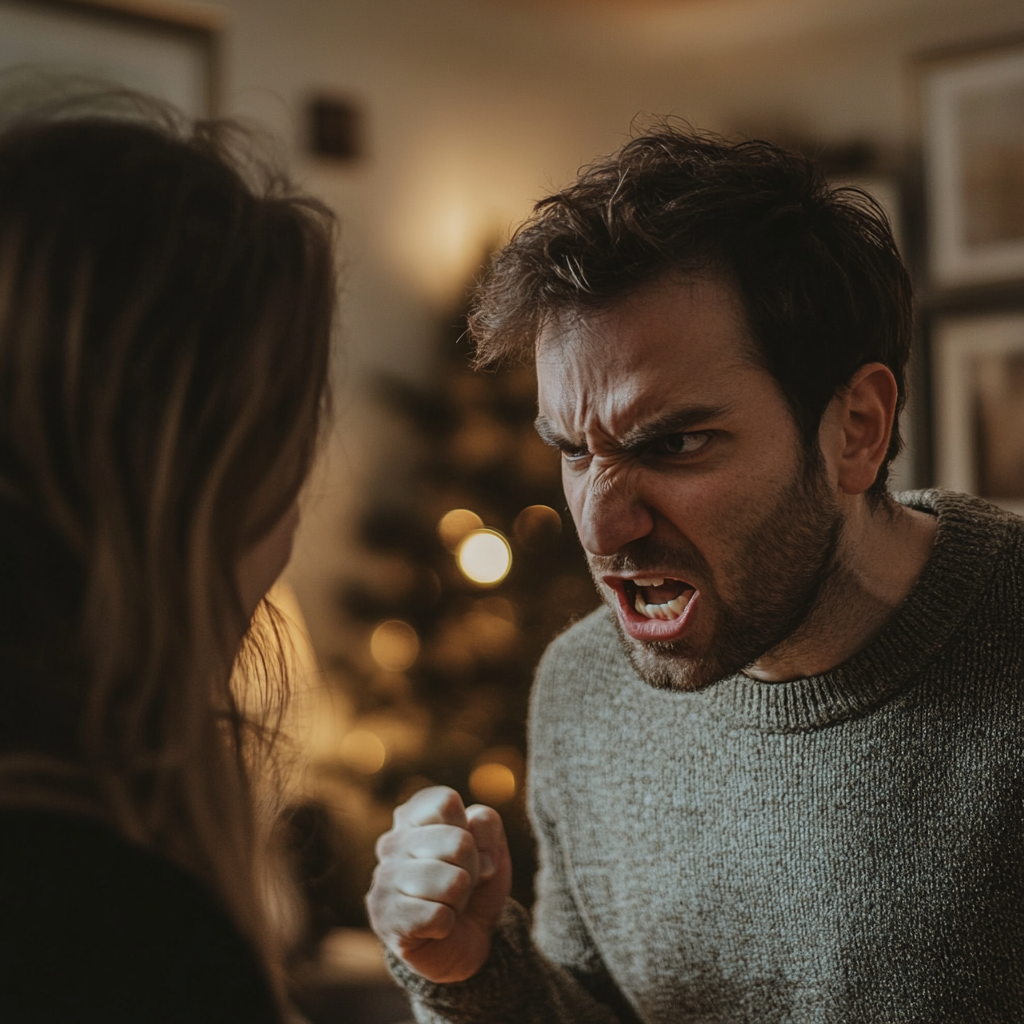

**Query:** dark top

left=0, top=809, right=280, bottom=1023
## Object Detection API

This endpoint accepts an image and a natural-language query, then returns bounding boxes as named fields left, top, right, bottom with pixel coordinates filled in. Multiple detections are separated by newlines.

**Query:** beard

left=589, top=450, right=845, bottom=692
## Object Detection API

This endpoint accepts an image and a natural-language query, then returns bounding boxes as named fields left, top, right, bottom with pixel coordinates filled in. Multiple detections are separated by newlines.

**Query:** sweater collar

left=699, top=489, right=1016, bottom=732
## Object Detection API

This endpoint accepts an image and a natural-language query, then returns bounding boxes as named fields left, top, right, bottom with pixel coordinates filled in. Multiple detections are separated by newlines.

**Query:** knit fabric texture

left=389, top=490, right=1024, bottom=1022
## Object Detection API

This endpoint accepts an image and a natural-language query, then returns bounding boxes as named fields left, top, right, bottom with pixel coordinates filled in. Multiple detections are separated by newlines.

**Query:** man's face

left=535, top=273, right=844, bottom=691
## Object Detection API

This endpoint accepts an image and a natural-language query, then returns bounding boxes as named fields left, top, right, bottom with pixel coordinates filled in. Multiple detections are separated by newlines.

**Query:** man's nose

left=574, top=472, right=655, bottom=557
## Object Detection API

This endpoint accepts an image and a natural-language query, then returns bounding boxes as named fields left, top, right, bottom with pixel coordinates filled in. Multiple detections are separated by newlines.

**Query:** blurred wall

left=210, top=0, right=706, bottom=665
left=213, top=0, right=709, bottom=660
left=10, top=0, right=1019, bottom=658
left=1, top=0, right=1021, bottom=910
left=209, top=0, right=1023, bottom=660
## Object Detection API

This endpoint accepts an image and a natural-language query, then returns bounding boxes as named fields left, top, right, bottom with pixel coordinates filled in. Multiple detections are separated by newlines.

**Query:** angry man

left=366, top=127, right=1024, bottom=1022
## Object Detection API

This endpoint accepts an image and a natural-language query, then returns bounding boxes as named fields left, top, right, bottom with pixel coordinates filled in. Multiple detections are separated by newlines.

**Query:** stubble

left=591, top=454, right=845, bottom=692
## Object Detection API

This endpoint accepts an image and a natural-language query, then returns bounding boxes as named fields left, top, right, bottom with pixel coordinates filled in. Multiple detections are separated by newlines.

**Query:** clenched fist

left=366, top=786, right=513, bottom=983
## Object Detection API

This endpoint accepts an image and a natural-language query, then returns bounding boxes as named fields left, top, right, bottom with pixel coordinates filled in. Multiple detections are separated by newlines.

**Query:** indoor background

left=2, top=0, right=1023, bottom=1020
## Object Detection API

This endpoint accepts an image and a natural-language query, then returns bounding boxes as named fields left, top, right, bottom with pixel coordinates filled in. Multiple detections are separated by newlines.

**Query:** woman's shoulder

left=0, top=808, right=280, bottom=1023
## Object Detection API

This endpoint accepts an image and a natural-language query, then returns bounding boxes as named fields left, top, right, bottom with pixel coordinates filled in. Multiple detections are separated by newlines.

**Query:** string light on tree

left=437, top=508, right=484, bottom=552
left=370, top=619, right=420, bottom=672
left=331, top=288, right=598, bottom=927
left=512, top=504, right=562, bottom=551
left=468, top=745, right=525, bottom=805
left=456, top=528, right=512, bottom=586
left=339, top=729, right=387, bottom=774
left=469, top=762, right=516, bottom=804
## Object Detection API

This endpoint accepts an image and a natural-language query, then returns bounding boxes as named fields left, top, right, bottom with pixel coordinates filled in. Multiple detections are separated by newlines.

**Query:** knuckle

left=364, top=884, right=387, bottom=925
left=435, top=786, right=464, bottom=818
left=366, top=864, right=392, bottom=903
left=374, top=830, right=395, bottom=860
left=467, top=802, right=498, bottom=825
left=448, top=866, right=472, bottom=902
left=395, top=785, right=462, bottom=826
left=452, top=829, right=477, bottom=862
left=471, top=807, right=493, bottom=829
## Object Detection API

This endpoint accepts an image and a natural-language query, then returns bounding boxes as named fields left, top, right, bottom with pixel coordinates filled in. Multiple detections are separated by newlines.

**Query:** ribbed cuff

left=384, top=900, right=533, bottom=1015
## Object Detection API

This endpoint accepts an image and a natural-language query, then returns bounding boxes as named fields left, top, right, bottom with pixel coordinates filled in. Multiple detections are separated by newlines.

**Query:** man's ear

left=833, top=362, right=898, bottom=497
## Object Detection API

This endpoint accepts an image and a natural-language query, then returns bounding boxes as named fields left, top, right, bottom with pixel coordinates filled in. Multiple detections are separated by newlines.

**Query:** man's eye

left=652, top=432, right=710, bottom=455
left=561, top=446, right=590, bottom=463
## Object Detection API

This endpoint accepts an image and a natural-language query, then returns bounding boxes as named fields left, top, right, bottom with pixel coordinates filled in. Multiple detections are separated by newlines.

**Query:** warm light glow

left=385, top=141, right=532, bottom=306
left=339, top=729, right=387, bottom=774
left=513, top=504, right=562, bottom=551
left=469, top=762, right=516, bottom=805
left=456, top=529, right=512, bottom=586
left=438, top=508, right=484, bottom=552
left=475, top=596, right=515, bottom=621
left=370, top=620, right=420, bottom=672
left=464, top=602, right=517, bottom=658
left=234, top=581, right=356, bottom=799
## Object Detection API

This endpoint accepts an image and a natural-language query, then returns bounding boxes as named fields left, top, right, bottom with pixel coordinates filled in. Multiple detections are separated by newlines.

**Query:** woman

left=0, top=95, right=336, bottom=1022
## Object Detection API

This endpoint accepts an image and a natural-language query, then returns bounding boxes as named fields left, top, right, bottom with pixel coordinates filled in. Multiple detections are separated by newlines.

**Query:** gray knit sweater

left=390, top=490, right=1024, bottom=1022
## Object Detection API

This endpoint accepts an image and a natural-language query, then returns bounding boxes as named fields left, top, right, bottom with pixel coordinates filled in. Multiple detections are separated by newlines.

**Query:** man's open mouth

left=605, top=575, right=699, bottom=641
left=625, top=577, right=696, bottom=620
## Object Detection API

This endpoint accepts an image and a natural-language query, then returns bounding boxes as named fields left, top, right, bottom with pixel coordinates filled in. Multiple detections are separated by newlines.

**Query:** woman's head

left=0, top=96, right=336, bottom=974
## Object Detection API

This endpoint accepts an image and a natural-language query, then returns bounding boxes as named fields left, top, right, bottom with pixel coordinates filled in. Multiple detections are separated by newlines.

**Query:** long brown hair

left=0, top=95, right=336, bottom=992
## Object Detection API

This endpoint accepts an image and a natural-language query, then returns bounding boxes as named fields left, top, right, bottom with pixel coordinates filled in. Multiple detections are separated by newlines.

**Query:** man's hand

left=366, top=785, right=513, bottom=983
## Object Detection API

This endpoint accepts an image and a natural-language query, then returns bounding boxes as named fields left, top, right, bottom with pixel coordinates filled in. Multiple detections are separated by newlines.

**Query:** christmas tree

left=290, top=285, right=598, bottom=935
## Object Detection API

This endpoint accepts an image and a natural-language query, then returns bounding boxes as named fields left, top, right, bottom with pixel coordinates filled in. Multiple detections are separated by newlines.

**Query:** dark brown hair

left=0, top=97, right=336, bottom=997
left=469, top=125, right=913, bottom=497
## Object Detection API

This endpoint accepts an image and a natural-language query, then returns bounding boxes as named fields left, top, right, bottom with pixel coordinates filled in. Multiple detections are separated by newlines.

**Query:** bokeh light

left=370, top=619, right=420, bottom=672
left=438, top=508, right=484, bottom=552
left=339, top=729, right=387, bottom=774
left=513, top=504, right=563, bottom=551
left=468, top=745, right=524, bottom=805
left=469, top=762, right=516, bottom=805
left=464, top=603, right=517, bottom=658
left=456, top=528, right=512, bottom=585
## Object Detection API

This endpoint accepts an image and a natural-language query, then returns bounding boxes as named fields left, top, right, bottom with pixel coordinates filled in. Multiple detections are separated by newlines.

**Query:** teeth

left=634, top=591, right=690, bottom=620
left=632, top=577, right=665, bottom=587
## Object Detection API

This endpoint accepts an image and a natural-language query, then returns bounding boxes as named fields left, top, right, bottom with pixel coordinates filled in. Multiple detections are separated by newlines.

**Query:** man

left=366, top=127, right=1024, bottom=1021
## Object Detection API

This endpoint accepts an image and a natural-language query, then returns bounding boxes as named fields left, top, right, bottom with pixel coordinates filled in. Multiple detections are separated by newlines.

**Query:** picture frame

left=933, top=309, right=1024, bottom=515
left=0, top=0, right=221, bottom=117
left=920, top=37, right=1024, bottom=289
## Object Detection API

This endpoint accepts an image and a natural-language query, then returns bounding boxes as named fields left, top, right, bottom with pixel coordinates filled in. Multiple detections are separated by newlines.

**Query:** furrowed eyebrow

left=534, top=405, right=730, bottom=454
left=534, top=415, right=580, bottom=450
left=617, top=406, right=729, bottom=451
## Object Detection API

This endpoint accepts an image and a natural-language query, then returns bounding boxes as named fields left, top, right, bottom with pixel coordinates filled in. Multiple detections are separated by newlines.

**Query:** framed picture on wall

left=933, top=310, right=1024, bottom=514
left=921, top=38, right=1024, bottom=289
left=0, top=0, right=220, bottom=117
